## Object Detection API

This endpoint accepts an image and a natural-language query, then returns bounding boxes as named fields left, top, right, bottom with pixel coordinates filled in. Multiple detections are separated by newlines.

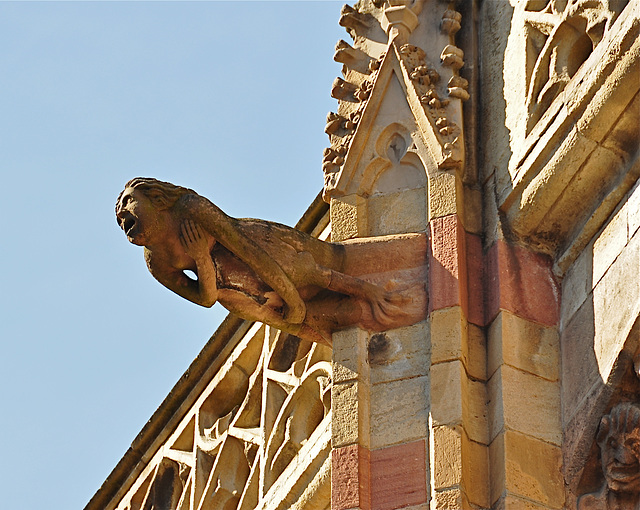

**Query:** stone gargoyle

left=578, top=402, right=640, bottom=510
left=116, top=178, right=426, bottom=345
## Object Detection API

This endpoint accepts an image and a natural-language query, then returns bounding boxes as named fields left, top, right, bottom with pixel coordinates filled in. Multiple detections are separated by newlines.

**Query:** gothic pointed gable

left=322, top=2, right=469, bottom=209
left=322, top=2, right=469, bottom=239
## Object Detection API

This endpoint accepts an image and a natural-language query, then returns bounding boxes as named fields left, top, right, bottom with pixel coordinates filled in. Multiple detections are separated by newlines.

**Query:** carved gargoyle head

left=596, top=402, right=640, bottom=493
left=115, top=177, right=195, bottom=246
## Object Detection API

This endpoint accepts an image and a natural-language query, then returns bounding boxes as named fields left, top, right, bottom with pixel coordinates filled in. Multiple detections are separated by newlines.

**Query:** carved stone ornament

left=578, top=402, right=640, bottom=510
left=116, top=178, right=427, bottom=345
left=322, top=1, right=470, bottom=199
left=524, top=0, right=629, bottom=133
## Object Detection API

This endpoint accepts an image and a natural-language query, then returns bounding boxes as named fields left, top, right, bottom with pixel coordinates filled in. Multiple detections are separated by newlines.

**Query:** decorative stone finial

left=382, top=0, right=425, bottom=44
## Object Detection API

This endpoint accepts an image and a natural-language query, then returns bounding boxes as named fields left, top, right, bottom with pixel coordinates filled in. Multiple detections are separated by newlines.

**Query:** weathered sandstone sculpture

left=578, top=402, right=640, bottom=510
left=116, top=178, right=426, bottom=345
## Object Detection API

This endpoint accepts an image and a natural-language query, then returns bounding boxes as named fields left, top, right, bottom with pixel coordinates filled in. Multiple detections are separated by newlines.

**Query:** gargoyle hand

left=180, top=220, right=211, bottom=262
left=369, top=287, right=410, bottom=326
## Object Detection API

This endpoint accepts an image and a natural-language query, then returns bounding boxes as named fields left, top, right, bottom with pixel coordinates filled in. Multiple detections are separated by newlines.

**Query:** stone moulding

left=498, top=5, right=640, bottom=269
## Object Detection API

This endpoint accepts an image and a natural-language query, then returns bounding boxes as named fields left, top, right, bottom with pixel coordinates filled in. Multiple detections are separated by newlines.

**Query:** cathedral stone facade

left=88, top=1, right=640, bottom=509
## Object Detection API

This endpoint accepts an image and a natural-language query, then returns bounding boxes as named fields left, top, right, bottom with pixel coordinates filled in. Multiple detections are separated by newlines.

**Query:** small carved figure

left=578, top=402, right=640, bottom=510
left=116, top=178, right=424, bottom=345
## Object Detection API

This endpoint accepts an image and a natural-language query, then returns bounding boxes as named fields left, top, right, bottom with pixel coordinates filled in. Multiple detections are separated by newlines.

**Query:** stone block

left=592, top=199, right=629, bottom=286
left=488, top=366, right=561, bottom=445
left=489, top=426, right=506, bottom=506
left=462, top=434, right=490, bottom=509
left=485, top=241, right=559, bottom=327
left=332, top=444, right=366, bottom=510
left=459, top=183, right=483, bottom=236
left=431, top=361, right=462, bottom=426
left=488, top=311, right=559, bottom=381
left=430, top=306, right=487, bottom=382
left=333, top=328, right=363, bottom=384
left=560, top=246, right=592, bottom=330
left=466, top=323, right=488, bottom=382
left=461, top=229, right=486, bottom=327
left=429, top=214, right=461, bottom=313
left=560, top=299, right=600, bottom=425
left=429, top=171, right=457, bottom=221
left=370, top=376, right=429, bottom=449
left=432, top=425, right=462, bottom=490
left=369, top=321, right=430, bottom=385
left=592, top=230, right=640, bottom=383
left=493, top=494, right=555, bottom=509
left=332, top=381, right=360, bottom=448
left=398, top=504, right=429, bottom=510
left=331, top=196, right=359, bottom=241
left=432, top=488, right=463, bottom=510
left=430, top=307, right=465, bottom=365
left=370, top=440, right=428, bottom=510
left=504, top=435, right=564, bottom=510
left=367, top=187, right=427, bottom=236
left=462, top=376, right=489, bottom=445
left=490, top=431, right=564, bottom=509
left=431, top=360, right=488, bottom=444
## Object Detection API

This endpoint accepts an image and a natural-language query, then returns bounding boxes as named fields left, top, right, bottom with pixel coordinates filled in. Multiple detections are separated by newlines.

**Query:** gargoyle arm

left=178, top=194, right=307, bottom=324
left=145, top=250, right=218, bottom=308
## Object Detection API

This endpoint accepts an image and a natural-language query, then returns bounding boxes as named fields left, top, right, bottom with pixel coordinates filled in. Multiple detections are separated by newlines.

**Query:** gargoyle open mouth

left=123, top=217, right=136, bottom=235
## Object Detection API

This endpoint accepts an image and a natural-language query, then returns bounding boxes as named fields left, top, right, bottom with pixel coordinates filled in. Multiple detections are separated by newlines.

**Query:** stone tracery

left=114, top=326, right=332, bottom=510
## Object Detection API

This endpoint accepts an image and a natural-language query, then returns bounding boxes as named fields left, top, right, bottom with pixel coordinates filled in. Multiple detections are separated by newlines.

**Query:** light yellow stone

left=430, top=307, right=487, bottom=382
left=461, top=375, right=489, bottom=445
left=466, top=323, right=488, bottom=382
left=400, top=504, right=429, bottom=510
left=332, top=328, right=362, bottom=384
left=504, top=431, right=564, bottom=508
left=369, top=375, right=429, bottom=449
left=366, top=187, right=427, bottom=236
left=429, top=170, right=457, bottom=221
left=560, top=245, right=591, bottom=329
left=330, top=196, right=359, bottom=242
left=488, top=311, right=559, bottom=382
left=462, top=434, right=490, bottom=509
left=431, top=361, right=463, bottom=426
left=491, top=431, right=564, bottom=509
left=489, top=425, right=506, bottom=506
left=431, top=359, right=488, bottom=444
left=430, top=307, right=465, bottom=365
left=369, top=321, right=430, bottom=385
left=592, top=197, right=629, bottom=286
left=592, top=229, right=640, bottom=383
left=488, top=366, right=561, bottom=445
left=457, top=180, right=483, bottom=236
left=331, top=381, right=360, bottom=448
left=628, top=180, right=640, bottom=239
left=432, top=488, right=464, bottom=510
left=432, top=425, right=462, bottom=489
left=493, top=494, right=555, bottom=510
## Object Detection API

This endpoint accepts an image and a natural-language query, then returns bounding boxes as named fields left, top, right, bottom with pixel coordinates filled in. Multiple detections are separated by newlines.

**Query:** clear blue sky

left=0, top=2, right=344, bottom=507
